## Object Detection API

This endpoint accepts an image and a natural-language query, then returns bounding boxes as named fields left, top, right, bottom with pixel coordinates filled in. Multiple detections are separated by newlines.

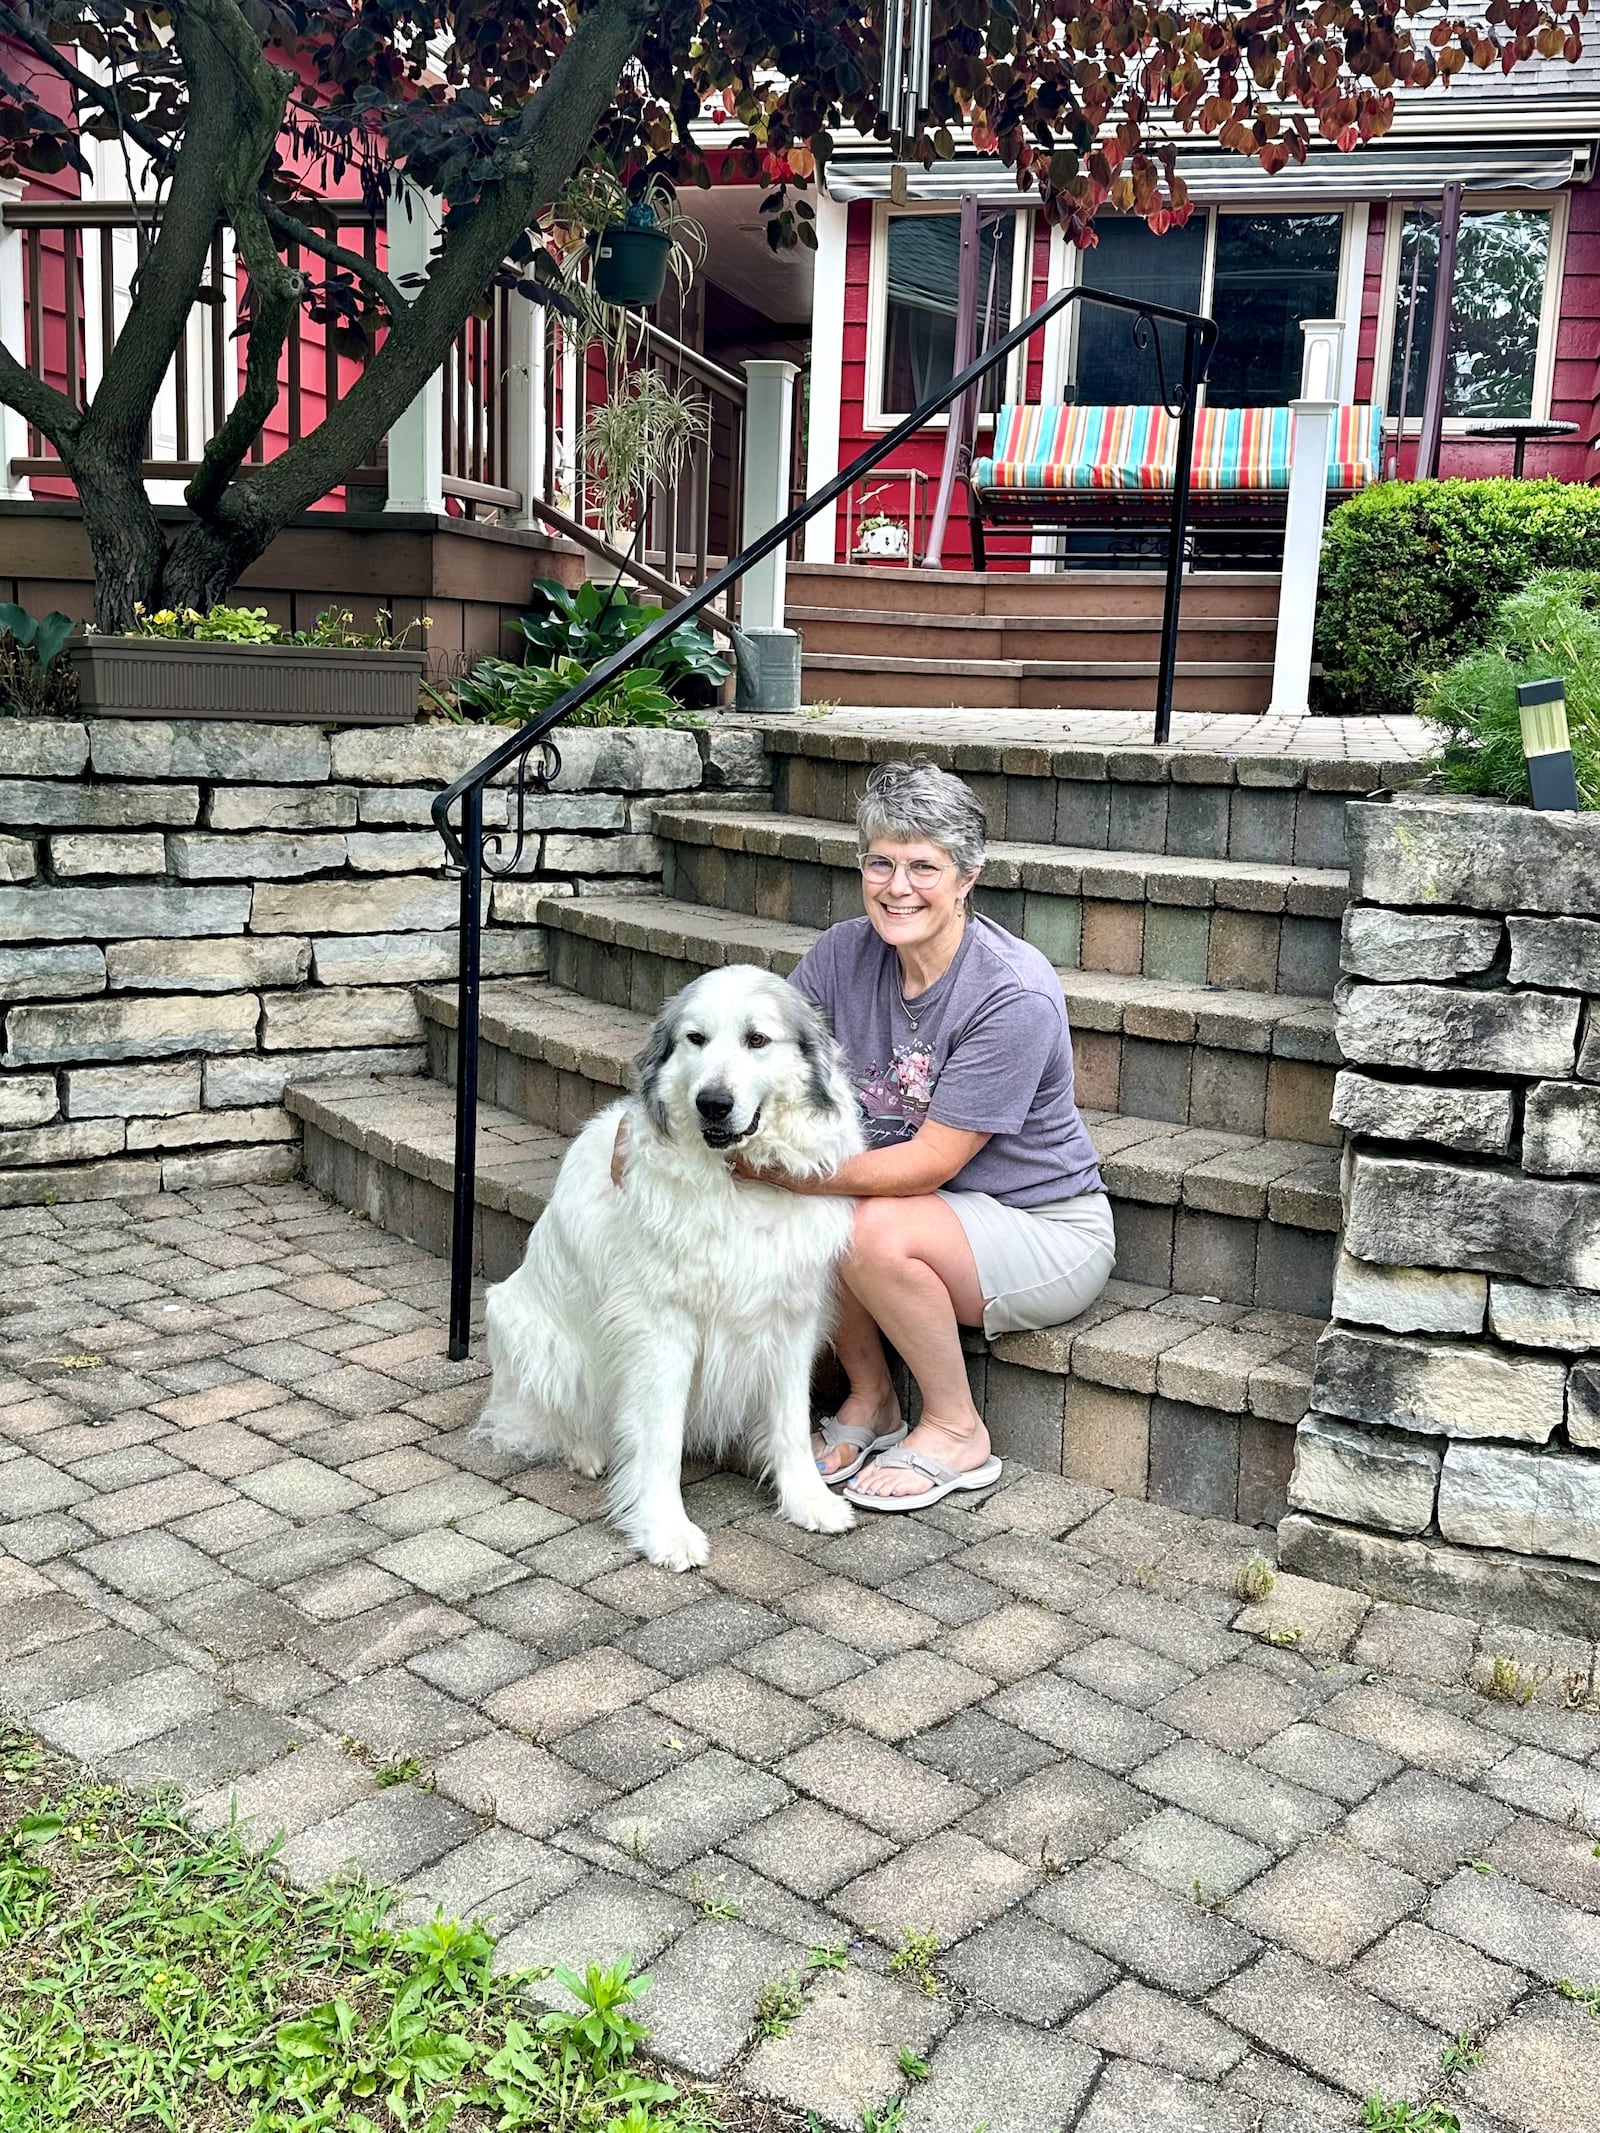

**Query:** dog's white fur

left=475, top=964, right=865, bottom=1571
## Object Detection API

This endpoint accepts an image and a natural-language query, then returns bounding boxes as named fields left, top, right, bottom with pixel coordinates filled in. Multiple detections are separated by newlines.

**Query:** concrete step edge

left=289, top=1071, right=1316, bottom=1422
left=648, top=807, right=1348, bottom=913
left=403, top=985, right=1340, bottom=1232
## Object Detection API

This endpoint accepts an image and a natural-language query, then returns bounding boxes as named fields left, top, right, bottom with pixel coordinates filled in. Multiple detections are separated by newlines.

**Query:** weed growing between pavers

left=0, top=1729, right=758, bottom=2133
left=1479, top=1654, right=1539, bottom=1708
left=1360, top=2100, right=1461, bottom=2131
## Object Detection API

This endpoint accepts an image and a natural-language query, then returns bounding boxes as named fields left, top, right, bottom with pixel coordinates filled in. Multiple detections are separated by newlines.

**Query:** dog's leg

left=607, top=1333, right=709, bottom=1573
left=761, top=1320, right=855, bottom=1537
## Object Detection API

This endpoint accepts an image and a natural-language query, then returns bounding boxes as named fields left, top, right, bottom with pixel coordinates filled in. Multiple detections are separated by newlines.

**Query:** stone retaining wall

left=0, top=715, right=765, bottom=1204
left=1281, top=794, right=1600, bottom=1635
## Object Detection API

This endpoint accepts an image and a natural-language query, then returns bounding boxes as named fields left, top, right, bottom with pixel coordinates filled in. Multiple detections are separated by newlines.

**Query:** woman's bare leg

left=817, top=1197, right=992, bottom=1497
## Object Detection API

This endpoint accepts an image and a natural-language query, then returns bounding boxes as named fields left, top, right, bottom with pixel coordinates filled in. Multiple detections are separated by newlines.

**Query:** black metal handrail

left=431, top=283, right=1217, bottom=1356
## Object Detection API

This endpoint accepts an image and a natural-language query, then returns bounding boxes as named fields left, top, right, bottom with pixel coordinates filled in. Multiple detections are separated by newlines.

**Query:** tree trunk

left=161, top=506, right=272, bottom=615
left=74, top=438, right=170, bottom=632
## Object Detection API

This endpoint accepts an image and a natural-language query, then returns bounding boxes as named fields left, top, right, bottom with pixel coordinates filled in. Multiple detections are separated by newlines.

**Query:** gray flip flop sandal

left=813, top=1414, right=908, bottom=1488
left=842, top=1444, right=1004, bottom=1512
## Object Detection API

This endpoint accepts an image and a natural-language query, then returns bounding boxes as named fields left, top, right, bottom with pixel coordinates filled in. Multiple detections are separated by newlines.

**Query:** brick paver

left=4, top=1179, right=1600, bottom=2132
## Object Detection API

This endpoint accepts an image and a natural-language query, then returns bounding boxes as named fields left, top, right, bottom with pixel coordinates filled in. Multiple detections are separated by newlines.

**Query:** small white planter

left=854, top=522, right=910, bottom=561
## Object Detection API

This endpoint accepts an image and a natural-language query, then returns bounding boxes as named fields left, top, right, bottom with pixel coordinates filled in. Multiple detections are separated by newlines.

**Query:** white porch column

left=1268, top=319, right=1346, bottom=719
left=384, top=185, right=445, bottom=515
left=738, top=357, right=802, bottom=712
left=0, top=179, right=33, bottom=499
left=501, top=289, right=545, bottom=531
left=740, top=357, right=799, bottom=628
left=802, top=190, right=848, bottom=564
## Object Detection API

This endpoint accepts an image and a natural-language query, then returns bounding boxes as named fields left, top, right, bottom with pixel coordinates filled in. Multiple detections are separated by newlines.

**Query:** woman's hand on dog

left=610, top=1118, right=629, bottom=1188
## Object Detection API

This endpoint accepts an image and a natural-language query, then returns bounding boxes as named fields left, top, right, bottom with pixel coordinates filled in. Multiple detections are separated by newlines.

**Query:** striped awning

left=824, top=139, right=1591, bottom=204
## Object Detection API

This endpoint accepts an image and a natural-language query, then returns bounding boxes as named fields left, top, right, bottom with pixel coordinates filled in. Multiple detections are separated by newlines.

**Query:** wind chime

left=880, top=0, right=933, bottom=200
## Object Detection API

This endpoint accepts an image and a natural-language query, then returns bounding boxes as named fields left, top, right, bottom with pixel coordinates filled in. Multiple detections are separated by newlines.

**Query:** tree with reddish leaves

left=0, top=0, right=1584, bottom=626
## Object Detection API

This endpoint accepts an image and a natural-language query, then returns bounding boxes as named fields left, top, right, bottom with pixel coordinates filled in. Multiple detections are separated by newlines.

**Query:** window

left=1071, top=216, right=1206, bottom=405
left=881, top=211, right=1015, bottom=415
left=1386, top=206, right=1554, bottom=421
left=1206, top=213, right=1344, bottom=405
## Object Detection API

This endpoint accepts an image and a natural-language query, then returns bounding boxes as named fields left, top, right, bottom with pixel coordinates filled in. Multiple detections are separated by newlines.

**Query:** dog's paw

left=642, top=1520, right=712, bottom=1574
left=785, top=1489, right=856, bottom=1535
left=567, top=1451, right=607, bottom=1479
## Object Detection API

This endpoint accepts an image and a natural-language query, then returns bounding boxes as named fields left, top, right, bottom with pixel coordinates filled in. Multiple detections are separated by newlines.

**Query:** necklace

left=896, top=906, right=967, bottom=1032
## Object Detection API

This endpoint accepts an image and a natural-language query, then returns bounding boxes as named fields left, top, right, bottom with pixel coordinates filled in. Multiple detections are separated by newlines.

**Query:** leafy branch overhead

left=0, top=0, right=1584, bottom=624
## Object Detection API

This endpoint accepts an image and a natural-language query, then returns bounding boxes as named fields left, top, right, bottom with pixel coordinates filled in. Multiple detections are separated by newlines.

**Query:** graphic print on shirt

left=855, top=1041, right=935, bottom=1146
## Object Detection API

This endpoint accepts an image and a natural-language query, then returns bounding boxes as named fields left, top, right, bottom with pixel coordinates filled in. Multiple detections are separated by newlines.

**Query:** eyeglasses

left=860, top=855, right=952, bottom=889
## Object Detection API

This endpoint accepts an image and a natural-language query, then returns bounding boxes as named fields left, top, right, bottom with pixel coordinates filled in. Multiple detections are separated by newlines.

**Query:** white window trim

left=863, top=199, right=1032, bottom=431
left=1373, top=190, right=1568, bottom=433
left=1054, top=203, right=1361, bottom=406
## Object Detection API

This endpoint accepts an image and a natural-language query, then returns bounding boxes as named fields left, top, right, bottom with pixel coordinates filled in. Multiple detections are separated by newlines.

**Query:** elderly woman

left=766, top=757, right=1115, bottom=1510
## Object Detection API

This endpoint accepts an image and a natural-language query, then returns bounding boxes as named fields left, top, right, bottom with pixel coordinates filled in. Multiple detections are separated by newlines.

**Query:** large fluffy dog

left=476, top=965, right=864, bottom=1571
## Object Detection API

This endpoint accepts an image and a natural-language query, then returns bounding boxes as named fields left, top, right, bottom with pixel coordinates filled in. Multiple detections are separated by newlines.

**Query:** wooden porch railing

left=0, top=195, right=782, bottom=562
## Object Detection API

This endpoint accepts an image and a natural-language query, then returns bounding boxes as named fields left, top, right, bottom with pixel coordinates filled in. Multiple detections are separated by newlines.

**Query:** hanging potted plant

left=545, top=170, right=705, bottom=320
left=592, top=201, right=673, bottom=307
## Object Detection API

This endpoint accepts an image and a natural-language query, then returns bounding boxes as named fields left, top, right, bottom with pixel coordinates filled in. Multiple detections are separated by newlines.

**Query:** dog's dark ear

left=633, top=997, right=678, bottom=1133
left=786, top=988, right=846, bottom=1116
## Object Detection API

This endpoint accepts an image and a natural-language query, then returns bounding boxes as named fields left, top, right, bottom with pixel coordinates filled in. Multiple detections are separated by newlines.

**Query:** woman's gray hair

left=856, top=759, right=987, bottom=880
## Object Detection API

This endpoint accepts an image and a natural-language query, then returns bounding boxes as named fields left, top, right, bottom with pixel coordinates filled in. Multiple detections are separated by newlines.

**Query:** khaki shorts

left=938, top=1187, right=1117, bottom=1339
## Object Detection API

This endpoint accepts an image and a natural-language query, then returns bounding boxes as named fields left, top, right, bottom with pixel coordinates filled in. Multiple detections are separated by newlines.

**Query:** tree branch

left=0, top=5, right=177, bottom=171
left=85, top=0, right=287, bottom=457
left=209, top=0, right=657, bottom=535
left=184, top=202, right=299, bottom=518
left=0, top=335, right=81, bottom=458
left=261, top=199, right=410, bottom=325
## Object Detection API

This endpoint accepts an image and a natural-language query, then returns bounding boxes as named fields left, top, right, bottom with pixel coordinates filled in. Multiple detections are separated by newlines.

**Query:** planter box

left=67, top=637, right=424, bottom=725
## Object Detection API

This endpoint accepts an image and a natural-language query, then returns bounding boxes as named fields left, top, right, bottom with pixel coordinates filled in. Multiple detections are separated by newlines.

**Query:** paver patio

left=3, top=1177, right=1600, bottom=2133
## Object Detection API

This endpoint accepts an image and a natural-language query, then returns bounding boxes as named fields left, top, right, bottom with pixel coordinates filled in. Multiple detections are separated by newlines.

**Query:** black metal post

left=447, top=782, right=484, bottom=1361
left=1155, top=324, right=1202, bottom=749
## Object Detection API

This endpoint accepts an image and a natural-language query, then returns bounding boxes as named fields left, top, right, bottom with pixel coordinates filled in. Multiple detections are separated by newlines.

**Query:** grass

left=1360, top=2100, right=1461, bottom=2132
left=753, top=1975, right=804, bottom=2040
left=1557, top=1977, right=1600, bottom=2017
left=1479, top=1654, right=1539, bottom=1708
left=0, top=1728, right=788, bottom=2133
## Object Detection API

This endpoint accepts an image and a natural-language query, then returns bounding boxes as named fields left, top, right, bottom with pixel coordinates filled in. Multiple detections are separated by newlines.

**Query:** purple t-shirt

left=790, top=913, right=1104, bottom=1207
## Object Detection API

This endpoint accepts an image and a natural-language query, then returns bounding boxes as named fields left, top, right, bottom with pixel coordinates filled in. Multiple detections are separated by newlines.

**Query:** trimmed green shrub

left=1420, top=570, right=1600, bottom=808
left=1315, top=479, right=1600, bottom=716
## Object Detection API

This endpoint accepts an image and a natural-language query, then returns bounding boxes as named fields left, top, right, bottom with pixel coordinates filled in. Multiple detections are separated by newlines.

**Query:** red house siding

left=832, top=178, right=1600, bottom=547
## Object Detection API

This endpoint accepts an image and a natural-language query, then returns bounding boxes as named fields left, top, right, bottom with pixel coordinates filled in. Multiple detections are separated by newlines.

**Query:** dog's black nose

left=696, top=1086, right=735, bottom=1124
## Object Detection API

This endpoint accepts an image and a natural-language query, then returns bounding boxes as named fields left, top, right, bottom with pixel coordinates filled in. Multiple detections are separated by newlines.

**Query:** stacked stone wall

left=0, top=716, right=765, bottom=1204
left=1282, top=794, right=1600, bottom=1634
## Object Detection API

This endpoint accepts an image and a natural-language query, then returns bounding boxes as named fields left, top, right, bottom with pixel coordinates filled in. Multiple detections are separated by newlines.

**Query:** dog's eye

left=685, top=1031, right=708, bottom=1047
left=744, top=1030, right=771, bottom=1050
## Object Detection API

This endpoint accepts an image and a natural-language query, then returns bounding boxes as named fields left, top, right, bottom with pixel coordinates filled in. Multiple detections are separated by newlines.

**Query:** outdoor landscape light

left=1517, top=677, right=1580, bottom=812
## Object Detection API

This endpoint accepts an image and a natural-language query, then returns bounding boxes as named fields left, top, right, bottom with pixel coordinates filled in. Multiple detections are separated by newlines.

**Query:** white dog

left=475, top=965, right=864, bottom=1571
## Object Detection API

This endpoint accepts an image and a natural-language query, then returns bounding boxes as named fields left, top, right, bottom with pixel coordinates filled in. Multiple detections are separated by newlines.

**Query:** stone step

left=790, top=606, right=1275, bottom=667
left=288, top=1071, right=1317, bottom=1526
left=648, top=807, right=1346, bottom=1000
left=786, top=560, right=1284, bottom=621
left=798, top=650, right=1274, bottom=714
left=758, top=723, right=1409, bottom=872
left=413, top=978, right=1342, bottom=1315
left=512, top=892, right=1340, bottom=1143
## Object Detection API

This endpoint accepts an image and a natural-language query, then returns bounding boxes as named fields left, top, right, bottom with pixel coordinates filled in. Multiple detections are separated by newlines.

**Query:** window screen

left=882, top=212, right=1016, bottom=414
left=1206, top=213, right=1344, bottom=405
left=1070, top=216, right=1207, bottom=406
left=1386, top=207, right=1553, bottom=421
